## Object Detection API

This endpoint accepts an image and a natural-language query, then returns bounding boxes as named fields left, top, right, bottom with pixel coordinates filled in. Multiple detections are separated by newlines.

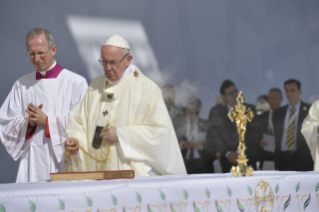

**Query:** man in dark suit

left=257, top=88, right=283, bottom=169
left=206, top=80, right=258, bottom=173
left=175, top=97, right=214, bottom=174
left=272, top=79, right=313, bottom=171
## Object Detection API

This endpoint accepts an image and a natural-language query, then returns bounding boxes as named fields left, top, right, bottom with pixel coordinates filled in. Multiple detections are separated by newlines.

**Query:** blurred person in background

left=0, top=28, right=88, bottom=182
left=162, top=85, right=185, bottom=129
left=257, top=88, right=283, bottom=170
left=215, top=95, right=224, bottom=105
left=272, top=79, right=313, bottom=171
left=206, top=80, right=258, bottom=173
left=175, top=97, right=214, bottom=174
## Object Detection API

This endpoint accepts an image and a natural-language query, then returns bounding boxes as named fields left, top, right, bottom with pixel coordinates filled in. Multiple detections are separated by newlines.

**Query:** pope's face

left=27, top=33, right=56, bottom=72
left=101, top=46, right=133, bottom=82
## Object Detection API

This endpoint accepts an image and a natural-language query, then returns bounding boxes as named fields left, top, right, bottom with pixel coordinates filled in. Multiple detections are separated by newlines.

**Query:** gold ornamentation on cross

left=228, top=91, right=255, bottom=177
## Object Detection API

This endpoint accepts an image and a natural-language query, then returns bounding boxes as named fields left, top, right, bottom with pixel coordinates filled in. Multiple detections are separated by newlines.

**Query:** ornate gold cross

left=227, top=91, right=255, bottom=177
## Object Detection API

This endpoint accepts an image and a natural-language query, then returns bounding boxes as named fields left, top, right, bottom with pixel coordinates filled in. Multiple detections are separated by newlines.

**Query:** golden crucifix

left=227, top=91, right=255, bottom=177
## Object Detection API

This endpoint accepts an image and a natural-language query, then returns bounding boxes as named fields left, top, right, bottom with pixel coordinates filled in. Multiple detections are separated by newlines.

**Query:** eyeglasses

left=99, top=54, right=128, bottom=67
left=26, top=47, right=51, bottom=57
left=226, top=89, right=238, bottom=96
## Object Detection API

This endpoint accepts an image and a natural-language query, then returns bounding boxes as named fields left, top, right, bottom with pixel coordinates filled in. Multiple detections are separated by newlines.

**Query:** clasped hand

left=24, top=103, right=47, bottom=127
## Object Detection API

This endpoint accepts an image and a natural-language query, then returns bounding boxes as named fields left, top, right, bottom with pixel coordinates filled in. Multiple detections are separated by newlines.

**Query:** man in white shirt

left=272, top=79, right=313, bottom=171
left=175, top=97, right=213, bottom=174
left=0, top=28, right=88, bottom=182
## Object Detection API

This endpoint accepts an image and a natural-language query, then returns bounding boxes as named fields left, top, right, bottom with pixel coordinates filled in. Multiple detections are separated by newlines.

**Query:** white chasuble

left=0, top=69, right=88, bottom=182
left=67, top=66, right=187, bottom=176
left=301, top=99, right=319, bottom=170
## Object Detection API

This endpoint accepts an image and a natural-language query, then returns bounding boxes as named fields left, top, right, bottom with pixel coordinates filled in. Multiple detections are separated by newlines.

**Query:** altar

left=0, top=171, right=318, bottom=212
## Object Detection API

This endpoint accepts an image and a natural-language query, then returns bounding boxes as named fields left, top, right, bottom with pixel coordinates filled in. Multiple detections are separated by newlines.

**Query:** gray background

left=1, top=0, right=319, bottom=183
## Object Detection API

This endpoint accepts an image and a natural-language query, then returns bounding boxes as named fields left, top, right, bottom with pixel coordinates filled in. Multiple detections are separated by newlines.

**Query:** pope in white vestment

left=0, top=28, right=88, bottom=182
left=301, top=99, right=319, bottom=170
left=66, top=35, right=186, bottom=176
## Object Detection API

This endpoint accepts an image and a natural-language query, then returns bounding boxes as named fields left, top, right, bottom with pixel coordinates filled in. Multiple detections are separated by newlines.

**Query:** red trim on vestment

left=45, top=117, right=51, bottom=138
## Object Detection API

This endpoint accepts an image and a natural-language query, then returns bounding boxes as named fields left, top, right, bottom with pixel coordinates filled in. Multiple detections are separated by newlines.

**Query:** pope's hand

left=100, top=128, right=118, bottom=143
left=25, top=103, right=47, bottom=127
left=65, top=138, right=79, bottom=154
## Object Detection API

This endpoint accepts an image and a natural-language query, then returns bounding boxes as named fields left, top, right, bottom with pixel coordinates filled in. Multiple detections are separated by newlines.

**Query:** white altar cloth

left=0, top=171, right=319, bottom=212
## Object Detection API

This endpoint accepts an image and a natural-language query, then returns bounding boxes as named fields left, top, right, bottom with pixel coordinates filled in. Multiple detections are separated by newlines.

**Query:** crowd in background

left=162, top=79, right=314, bottom=174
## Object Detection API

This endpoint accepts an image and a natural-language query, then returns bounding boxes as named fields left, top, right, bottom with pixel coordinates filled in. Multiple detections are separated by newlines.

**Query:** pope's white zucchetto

left=101, top=34, right=130, bottom=50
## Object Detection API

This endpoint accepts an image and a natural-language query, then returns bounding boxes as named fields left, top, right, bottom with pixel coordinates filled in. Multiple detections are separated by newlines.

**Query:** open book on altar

left=50, top=170, right=135, bottom=181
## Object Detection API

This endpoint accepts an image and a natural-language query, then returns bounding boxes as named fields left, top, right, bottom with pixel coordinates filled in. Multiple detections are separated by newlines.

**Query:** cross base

left=230, top=154, right=254, bottom=177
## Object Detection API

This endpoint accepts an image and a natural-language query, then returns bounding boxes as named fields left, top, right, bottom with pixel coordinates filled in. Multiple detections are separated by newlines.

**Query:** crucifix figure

left=227, top=91, right=255, bottom=176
